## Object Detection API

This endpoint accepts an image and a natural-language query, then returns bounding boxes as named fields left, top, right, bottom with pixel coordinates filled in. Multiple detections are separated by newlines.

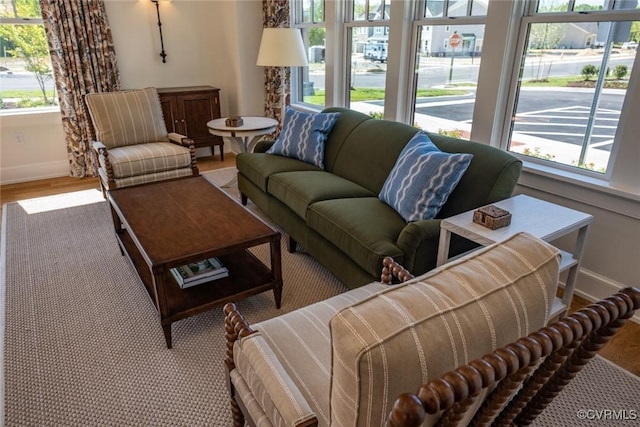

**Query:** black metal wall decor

left=151, top=0, right=167, bottom=63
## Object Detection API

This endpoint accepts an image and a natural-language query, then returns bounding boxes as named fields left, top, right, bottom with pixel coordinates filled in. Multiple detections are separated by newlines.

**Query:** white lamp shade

left=257, top=28, right=309, bottom=67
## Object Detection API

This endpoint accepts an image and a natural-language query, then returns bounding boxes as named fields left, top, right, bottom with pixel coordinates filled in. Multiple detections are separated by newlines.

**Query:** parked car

left=622, top=41, right=638, bottom=50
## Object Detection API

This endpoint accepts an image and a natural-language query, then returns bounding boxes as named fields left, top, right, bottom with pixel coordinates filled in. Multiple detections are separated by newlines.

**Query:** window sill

left=519, top=161, right=640, bottom=219
left=0, top=107, right=62, bottom=126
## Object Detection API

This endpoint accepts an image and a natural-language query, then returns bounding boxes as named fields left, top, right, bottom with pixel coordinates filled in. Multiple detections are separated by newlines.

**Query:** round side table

left=207, top=116, right=278, bottom=153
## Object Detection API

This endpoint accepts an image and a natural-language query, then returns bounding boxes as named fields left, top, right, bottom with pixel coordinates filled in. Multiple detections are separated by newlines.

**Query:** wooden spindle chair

left=382, top=257, right=640, bottom=427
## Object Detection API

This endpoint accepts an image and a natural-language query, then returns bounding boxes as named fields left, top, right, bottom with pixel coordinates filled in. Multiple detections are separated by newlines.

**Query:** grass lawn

left=521, top=75, right=629, bottom=88
left=304, top=87, right=468, bottom=106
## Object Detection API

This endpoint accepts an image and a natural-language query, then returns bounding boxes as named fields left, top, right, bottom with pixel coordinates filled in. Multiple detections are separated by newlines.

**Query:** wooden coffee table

left=106, top=176, right=282, bottom=348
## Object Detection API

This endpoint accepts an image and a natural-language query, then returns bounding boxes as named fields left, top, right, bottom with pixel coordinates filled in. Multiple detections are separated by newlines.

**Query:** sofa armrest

left=92, top=141, right=115, bottom=184
left=168, top=132, right=196, bottom=149
left=381, top=257, right=415, bottom=284
left=167, top=133, right=198, bottom=173
left=236, top=334, right=318, bottom=426
left=224, top=303, right=317, bottom=427
left=253, top=139, right=276, bottom=153
left=92, top=140, right=107, bottom=153
left=395, top=219, right=442, bottom=274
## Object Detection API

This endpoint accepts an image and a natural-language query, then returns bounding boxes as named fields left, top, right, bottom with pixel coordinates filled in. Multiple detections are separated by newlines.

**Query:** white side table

left=437, top=194, right=593, bottom=319
left=207, top=116, right=278, bottom=153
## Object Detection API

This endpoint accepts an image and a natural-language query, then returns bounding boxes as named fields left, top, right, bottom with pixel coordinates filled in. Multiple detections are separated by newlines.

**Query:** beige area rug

left=1, top=170, right=639, bottom=426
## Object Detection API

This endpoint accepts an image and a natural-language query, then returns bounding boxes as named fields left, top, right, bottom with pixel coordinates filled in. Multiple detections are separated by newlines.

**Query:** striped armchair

left=85, top=87, right=198, bottom=196
left=224, top=232, right=564, bottom=427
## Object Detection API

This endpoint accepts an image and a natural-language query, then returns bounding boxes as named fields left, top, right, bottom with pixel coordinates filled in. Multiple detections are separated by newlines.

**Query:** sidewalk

left=350, top=101, right=610, bottom=171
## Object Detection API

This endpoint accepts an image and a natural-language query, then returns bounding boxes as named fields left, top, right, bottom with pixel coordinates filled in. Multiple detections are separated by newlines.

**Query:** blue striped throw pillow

left=379, top=132, right=473, bottom=222
left=266, top=107, right=340, bottom=168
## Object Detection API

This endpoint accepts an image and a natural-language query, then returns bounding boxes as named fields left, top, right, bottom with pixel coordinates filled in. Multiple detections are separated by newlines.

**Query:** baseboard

left=0, top=161, right=69, bottom=185
left=576, top=268, right=640, bottom=325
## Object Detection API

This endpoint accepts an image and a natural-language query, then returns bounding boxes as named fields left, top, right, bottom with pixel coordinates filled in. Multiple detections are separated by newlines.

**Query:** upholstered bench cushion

left=307, top=198, right=406, bottom=276
left=329, top=232, right=560, bottom=426
left=101, top=142, right=192, bottom=179
left=85, top=87, right=168, bottom=149
left=234, top=283, right=390, bottom=427
left=268, top=171, right=375, bottom=220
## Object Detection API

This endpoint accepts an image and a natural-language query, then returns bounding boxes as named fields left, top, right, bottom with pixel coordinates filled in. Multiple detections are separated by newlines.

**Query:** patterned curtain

left=263, top=0, right=290, bottom=136
left=40, top=0, right=120, bottom=178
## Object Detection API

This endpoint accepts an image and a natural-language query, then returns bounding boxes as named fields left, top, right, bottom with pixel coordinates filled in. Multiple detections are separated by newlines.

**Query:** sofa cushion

left=266, top=107, right=340, bottom=168
left=85, top=87, right=168, bottom=149
left=307, top=198, right=406, bottom=276
left=380, top=132, right=473, bottom=222
left=268, top=171, right=375, bottom=220
left=329, top=232, right=560, bottom=426
left=327, top=117, right=419, bottom=194
left=100, top=142, right=192, bottom=178
left=236, top=283, right=390, bottom=427
left=236, top=153, right=321, bottom=193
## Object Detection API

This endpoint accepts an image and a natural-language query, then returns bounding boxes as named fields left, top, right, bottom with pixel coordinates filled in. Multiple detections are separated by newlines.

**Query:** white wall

left=0, top=0, right=265, bottom=185
left=0, top=110, right=69, bottom=183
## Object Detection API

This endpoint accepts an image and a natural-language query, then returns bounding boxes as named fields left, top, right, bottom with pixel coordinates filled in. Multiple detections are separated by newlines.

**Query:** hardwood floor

left=0, top=154, right=237, bottom=205
left=1, top=152, right=638, bottom=376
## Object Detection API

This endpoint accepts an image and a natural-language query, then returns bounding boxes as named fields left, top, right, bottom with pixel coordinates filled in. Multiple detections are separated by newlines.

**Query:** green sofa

left=236, top=107, right=522, bottom=288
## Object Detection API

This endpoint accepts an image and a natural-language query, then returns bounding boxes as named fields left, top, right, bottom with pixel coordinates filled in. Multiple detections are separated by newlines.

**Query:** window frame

left=500, top=3, right=640, bottom=180
left=0, top=14, right=59, bottom=114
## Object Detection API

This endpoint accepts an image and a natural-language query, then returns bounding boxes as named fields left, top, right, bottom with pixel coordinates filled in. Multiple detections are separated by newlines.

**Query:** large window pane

left=508, top=21, right=637, bottom=173
left=0, top=0, right=56, bottom=111
left=302, top=0, right=324, bottom=23
left=412, top=24, right=485, bottom=138
left=301, top=27, right=326, bottom=107
left=348, top=26, right=389, bottom=115
left=353, top=0, right=389, bottom=21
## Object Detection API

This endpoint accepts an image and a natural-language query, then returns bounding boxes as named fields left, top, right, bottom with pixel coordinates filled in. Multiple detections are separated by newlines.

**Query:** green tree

left=528, top=23, right=565, bottom=80
left=630, top=21, right=640, bottom=43
left=309, top=27, right=325, bottom=47
left=581, top=64, right=598, bottom=81
left=0, top=0, right=54, bottom=105
left=613, top=65, right=628, bottom=79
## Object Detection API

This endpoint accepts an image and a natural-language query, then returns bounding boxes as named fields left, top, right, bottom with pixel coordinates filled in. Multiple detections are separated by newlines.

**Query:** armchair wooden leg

left=241, top=193, right=248, bottom=206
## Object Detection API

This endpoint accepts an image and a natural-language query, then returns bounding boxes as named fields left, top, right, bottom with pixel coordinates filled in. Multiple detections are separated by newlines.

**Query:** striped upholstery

left=97, top=167, right=194, bottom=189
left=85, top=87, right=169, bottom=149
left=86, top=87, right=197, bottom=192
left=233, top=232, right=560, bottom=427
left=100, top=143, right=192, bottom=179
left=234, top=284, right=390, bottom=427
left=329, top=232, right=560, bottom=426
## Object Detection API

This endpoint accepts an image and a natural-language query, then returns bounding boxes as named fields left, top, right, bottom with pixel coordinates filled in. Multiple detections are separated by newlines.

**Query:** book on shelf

left=170, top=257, right=229, bottom=289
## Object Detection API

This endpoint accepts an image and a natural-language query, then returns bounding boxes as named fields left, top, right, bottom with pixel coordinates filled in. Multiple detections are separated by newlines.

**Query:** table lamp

left=256, top=28, right=309, bottom=122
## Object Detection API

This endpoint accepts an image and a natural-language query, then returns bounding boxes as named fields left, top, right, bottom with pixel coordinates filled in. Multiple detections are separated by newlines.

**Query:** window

left=412, top=0, right=488, bottom=138
left=345, top=2, right=390, bottom=115
left=506, top=1, right=640, bottom=175
left=293, top=0, right=326, bottom=107
left=289, top=0, right=639, bottom=191
left=0, top=0, right=57, bottom=112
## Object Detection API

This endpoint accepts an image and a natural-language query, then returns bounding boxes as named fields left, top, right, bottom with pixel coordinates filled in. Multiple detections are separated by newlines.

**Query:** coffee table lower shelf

left=117, top=230, right=281, bottom=348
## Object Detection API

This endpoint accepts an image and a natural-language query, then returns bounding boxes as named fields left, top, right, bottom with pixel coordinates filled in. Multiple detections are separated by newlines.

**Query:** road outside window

left=508, top=21, right=638, bottom=174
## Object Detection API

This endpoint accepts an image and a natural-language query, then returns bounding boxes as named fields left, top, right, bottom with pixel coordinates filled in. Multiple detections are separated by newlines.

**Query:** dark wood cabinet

left=158, top=86, right=224, bottom=160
